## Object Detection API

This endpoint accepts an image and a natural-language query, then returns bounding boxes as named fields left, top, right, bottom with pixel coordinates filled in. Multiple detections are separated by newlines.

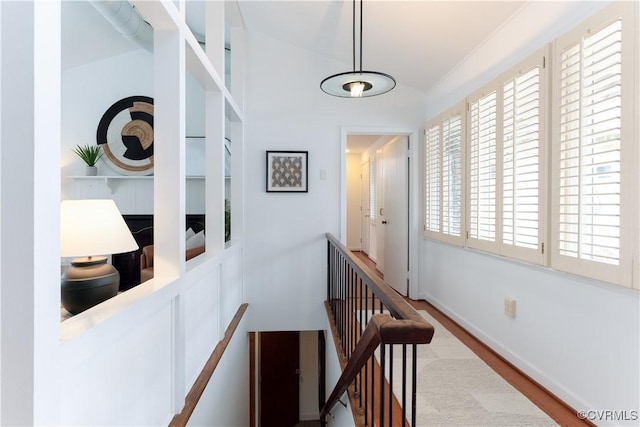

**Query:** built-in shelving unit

left=61, top=0, right=246, bottom=336
left=0, top=0, right=249, bottom=424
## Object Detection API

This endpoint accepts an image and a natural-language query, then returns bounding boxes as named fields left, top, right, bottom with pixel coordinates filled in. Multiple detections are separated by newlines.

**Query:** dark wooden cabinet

left=112, top=215, right=153, bottom=291
left=112, top=214, right=205, bottom=291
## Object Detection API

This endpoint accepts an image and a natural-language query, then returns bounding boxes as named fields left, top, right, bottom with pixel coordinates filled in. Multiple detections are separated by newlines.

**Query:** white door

left=361, top=161, right=370, bottom=255
left=382, top=136, right=408, bottom=296
left=376, top=154, right=384, bottom=273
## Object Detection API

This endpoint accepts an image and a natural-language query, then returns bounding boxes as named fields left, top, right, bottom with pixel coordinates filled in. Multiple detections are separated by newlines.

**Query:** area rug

left=370, top=310, right=558, bottom=426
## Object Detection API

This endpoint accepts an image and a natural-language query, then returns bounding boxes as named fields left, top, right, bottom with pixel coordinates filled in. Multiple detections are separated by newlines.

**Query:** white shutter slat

left=424, top=125, right=441, bottom=233
left=425, top=106, right=464, bottom=245
left=469, top=90, right=498, bottom=244
left=442, top=115, right=463, bottom=237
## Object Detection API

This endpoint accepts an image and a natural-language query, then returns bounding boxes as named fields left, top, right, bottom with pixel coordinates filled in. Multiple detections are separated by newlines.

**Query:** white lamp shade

left=60, top=199, right=139, bottom=257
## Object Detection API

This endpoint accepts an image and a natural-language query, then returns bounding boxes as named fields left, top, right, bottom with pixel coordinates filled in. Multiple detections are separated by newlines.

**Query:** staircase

left=322, top=233, right=435, bottom=426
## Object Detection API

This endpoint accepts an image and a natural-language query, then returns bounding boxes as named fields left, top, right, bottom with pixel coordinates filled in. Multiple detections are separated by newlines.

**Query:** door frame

left=361, top=159, right=370, bottom=255
left=340, top=126, right=420, bottom=298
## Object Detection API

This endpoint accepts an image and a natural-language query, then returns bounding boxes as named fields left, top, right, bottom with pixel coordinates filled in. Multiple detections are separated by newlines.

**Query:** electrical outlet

left=504, top=297, right=517, bottom=318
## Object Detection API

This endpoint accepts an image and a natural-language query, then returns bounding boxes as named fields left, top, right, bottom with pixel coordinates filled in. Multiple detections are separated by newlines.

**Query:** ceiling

left=346, top=134, right=384, bottom=154
left=234, top=1, right=525, bottom=93
left=62, top=1, right=134, bottom=70
left=62, top=0, right=527, bottom=150
left=63, top=1, right=526, bottom=91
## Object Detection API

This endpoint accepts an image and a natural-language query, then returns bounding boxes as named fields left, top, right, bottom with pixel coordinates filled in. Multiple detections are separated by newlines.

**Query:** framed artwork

left=96, top=95, right=154, bottom=175
left=266, top=150, right=308, bottom=192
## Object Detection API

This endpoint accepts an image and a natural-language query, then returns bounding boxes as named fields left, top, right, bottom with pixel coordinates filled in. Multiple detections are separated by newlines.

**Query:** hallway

left=352, top=250, right=589, bottom=426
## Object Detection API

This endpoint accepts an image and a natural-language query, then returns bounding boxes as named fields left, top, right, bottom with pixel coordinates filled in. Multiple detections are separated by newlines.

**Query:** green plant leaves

left=72, top=144, right=103, bottom=166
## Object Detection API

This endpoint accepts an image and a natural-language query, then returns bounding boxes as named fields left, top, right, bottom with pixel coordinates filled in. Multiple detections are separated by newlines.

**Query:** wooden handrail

left=325, top=233, right=425, bottom=324
left=170, top=303, right=249, bottom=427
left=322, top=234, right=435, bottom=421
left=320, top=312, right=433, bottom=419
left=321, top=313, right=390, bottom=420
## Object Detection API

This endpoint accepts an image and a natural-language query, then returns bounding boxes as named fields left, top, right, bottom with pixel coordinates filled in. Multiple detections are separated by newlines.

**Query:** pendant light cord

left=352, top=0, right=356, bottom=72
left=359, top=0, right=363, bottom=72
left=320, top=0, right=395, bottom=97
left=352, top=0, right=365, bottom=73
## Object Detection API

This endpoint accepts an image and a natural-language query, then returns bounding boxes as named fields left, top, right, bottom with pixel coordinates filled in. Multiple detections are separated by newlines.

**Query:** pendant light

left=320, top=0, right=396, bottom=98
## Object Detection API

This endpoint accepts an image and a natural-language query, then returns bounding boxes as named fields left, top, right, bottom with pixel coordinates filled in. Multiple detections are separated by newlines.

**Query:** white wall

left=324, top=321, right=355, bottom=427
left=61, top=48, right=206, bottom=177
left=418, top=1, right=639, bottom=424
left=243, top=31, right=425, bottom=333
left=61, top=49, right=153, bottom=179
left=61, top=49, right=208, bottom=215
left=57, top=242, right=246, bottom=426
left=420, top=241, right=639, bottom=421
left=188, top=315, right=249, bottom=427
left=1, top=3, right=61, bottom=424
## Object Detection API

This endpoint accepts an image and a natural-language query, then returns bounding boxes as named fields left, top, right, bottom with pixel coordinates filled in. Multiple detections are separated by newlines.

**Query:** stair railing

left=322, top=233, right=434, bottom=427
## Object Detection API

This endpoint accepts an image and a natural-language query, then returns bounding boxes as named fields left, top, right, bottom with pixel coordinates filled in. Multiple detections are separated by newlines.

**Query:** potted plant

left=72, top=144, right=103, bottom=176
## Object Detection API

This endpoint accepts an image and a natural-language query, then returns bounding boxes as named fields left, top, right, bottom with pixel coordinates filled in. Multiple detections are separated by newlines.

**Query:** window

left=465, top=51, right=547, bottom=264
left=551, top=2, right=636, bottom=287
left=424, top=104, right=464, bottom=245
left=423, top=2, right=638, bottom=288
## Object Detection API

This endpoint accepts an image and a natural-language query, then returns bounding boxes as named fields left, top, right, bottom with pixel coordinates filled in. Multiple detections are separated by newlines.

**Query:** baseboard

left=299, top=412, right=319, bottom=421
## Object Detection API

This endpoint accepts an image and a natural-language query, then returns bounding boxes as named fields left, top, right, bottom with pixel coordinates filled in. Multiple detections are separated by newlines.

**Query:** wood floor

left=351, top=251, right=592, bottom=427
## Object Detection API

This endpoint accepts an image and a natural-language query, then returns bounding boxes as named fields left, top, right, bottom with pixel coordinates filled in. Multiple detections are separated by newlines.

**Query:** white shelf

left=68, top=175, right=205, bottom=193
left=69, top=175, right=150, bottom=180
left=68, top=176, right=205, bottom=179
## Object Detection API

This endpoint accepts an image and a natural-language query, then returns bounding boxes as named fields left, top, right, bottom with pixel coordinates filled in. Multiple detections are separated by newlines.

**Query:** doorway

left=259, top=332, right=299, bottom=427
left=251, top=331, right=323, bottom=427
left=344, top=129, right=414, bottom=297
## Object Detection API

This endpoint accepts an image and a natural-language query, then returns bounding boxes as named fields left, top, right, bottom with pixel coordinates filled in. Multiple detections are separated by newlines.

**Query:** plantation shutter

left=442, top=115, right=463, bottom=238
left=552, top=1, right=635, bottom=288
left=501, top=58, right=545, bottom=264
left=558, top=19, right=622, bottom=265
left=468, top=90, right=498, bottom=251
left=424, top=124, right=440, bottom=235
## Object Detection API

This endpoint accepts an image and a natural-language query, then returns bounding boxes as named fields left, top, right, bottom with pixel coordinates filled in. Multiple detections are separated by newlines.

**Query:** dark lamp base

left=61, top=256, right=120, bottom=315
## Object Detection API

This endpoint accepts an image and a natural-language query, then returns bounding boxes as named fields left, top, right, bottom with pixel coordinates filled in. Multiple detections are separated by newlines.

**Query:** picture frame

left=266, top=150, right=308, bottom=193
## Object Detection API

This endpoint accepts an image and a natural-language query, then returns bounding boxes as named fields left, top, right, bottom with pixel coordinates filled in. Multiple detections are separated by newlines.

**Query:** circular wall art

left=96, top=96, right=154, bottom=175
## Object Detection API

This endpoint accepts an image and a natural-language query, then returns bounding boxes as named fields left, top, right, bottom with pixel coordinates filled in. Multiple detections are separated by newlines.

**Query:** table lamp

left=60, top=199, right=138, bottom=315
